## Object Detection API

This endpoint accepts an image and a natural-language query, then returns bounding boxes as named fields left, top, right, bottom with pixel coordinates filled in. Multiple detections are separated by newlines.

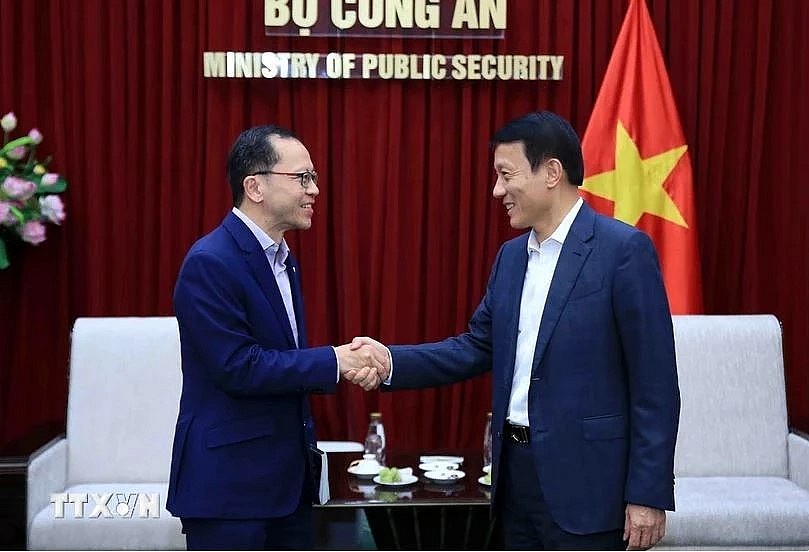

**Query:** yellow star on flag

left=582, top=121, right=688, bottom=227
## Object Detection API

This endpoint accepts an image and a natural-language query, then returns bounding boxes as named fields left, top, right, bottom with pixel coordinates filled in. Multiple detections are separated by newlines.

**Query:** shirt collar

left=527, top=196, right=584, bottom=253
left=231, top=207, right=289, bottom=263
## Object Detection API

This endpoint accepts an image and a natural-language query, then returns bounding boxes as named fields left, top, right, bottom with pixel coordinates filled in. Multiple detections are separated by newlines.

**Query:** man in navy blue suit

left=167, top=126, right=387, bottom=550
left=355, top=111, right=680, bottom=550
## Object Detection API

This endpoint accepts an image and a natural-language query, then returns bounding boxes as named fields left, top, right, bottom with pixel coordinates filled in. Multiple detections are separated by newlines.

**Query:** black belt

left=506, top=422, right=530, bottom=444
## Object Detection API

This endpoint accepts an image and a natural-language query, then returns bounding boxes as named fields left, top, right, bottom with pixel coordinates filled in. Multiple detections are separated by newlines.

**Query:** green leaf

left=35, top=174, right=67, bottom=194
left=0, top=136, right=34, bottom=155
left=9, top=205, right=25, bottom=224
left=0, top=237, right=9, bottom=269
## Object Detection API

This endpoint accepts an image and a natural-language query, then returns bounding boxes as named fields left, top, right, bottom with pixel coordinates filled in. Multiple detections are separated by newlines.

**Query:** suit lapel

left=531, top=203, right=596, bottom=375
left=223, top=213, right=297, bottom=348
left=286, top=254, right=308, bottom=349
left=502, top=236, right=530, bottom=391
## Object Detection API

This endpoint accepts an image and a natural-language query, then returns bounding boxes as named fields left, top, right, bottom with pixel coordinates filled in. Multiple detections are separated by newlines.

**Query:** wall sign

left=201, top=0, right=565, bottom=81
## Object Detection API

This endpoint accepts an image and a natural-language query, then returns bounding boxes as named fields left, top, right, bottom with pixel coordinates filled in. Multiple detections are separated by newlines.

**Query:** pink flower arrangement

left=2, top=175, right=36, bottom=200
left=39, top=195, right=66, bottom=224
left=0, top=111, right=69, bottom=269
left=20, top=221, right=47, bottom=245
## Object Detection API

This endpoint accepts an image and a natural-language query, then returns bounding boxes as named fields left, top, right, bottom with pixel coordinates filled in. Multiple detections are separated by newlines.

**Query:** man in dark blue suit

left=167, top=126, right=386, bottom=550
left=355, top=111, right=680, bottom=550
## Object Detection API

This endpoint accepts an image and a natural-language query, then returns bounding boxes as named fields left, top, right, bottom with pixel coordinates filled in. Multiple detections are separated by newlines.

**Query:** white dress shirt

left=507, top=197, right=583, bottom=426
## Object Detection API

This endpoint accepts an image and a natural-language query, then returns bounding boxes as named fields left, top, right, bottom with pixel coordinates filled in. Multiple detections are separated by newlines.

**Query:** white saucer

left=478, top=475, right=491, bottom=486
left=419, top=461, right=459, bottom=472
left=373, top=474, right=419, bottom=486
left=347, top=465, right=381, bottom=478
left=424, top=469, right=465, bottom=483
left=420, top=455, right=464, bottom=464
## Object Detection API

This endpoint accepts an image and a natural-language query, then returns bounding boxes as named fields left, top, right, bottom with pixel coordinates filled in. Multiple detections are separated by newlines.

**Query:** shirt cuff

left=383, top=348, right=393, bottom=385
left=332, top=346, right=340, bottom=383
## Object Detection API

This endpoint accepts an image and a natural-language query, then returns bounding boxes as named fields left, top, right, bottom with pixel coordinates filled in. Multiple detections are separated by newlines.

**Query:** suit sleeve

left=174, top=249, right=337, bottom=397
left=613, top=231, right=680, bottom=511
left=387, top=247, right=503, bottom=389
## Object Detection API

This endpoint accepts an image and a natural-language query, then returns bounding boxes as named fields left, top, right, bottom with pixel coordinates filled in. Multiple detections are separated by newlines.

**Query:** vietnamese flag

left=581, top=0, right=702, bottom=314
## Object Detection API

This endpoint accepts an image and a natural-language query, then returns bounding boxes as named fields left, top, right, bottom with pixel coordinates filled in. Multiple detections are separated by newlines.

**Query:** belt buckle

left=509, top=423, right=528, bottom=444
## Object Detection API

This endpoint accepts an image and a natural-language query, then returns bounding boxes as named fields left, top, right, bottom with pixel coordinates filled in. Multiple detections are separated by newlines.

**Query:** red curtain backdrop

left=1, top=0, right=807, bottom=453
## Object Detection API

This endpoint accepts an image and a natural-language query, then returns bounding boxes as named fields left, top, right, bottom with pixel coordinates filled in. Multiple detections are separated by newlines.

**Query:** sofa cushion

left=28, top=483, right=184, bottom=550
left=661, top=477, right=809, bottom=547
left=66, top=318, right=182, bottom=483
left=672, top=315, right=789, bottom=477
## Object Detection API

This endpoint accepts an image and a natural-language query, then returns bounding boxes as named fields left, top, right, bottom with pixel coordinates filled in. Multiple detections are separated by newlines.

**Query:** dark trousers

left=498, top=438, right=626, bottom=550
left=182, top=491, right=313, bottom=550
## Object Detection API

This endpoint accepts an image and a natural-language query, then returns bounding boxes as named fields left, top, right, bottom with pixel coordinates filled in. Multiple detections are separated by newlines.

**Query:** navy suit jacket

left=167, top=212, right=337, bottom=519
left=389, top=202, right=680, bottom=534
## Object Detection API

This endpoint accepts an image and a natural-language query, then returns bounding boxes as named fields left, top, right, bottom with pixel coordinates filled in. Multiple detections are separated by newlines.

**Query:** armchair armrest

left=26, top=436, right=67, bottom=530
left=788, top=431, right=809, bottom=491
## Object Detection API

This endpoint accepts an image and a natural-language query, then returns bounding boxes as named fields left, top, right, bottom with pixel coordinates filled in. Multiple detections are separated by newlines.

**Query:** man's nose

left=492, top=178, right=505, bottom=198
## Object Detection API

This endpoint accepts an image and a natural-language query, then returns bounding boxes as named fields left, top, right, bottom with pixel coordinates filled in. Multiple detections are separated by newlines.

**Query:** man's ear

left=243, top=175, right=262, bottom=203
left=544, top=158, right=564, bottom=188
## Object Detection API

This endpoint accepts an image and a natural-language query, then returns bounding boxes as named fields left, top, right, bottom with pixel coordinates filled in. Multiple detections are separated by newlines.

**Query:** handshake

left=335, top=337, right=390, bottom=391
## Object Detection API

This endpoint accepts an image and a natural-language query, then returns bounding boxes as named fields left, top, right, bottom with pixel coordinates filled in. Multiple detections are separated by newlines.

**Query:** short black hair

left=491, top=111, right=584, bottom=186
left=226, top=125, right=298, bottom=206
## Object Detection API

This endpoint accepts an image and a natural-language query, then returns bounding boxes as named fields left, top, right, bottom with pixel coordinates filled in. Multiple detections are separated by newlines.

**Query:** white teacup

left=349, top=454, right=382, bottom=475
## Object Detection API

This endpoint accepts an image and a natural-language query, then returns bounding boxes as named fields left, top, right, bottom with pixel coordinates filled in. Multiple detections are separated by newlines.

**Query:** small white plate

left=373, top=474, right=419, bottom=486
left=478, top=475, right=491, bottom=486
left=418, top=462, right=459, bottom=472
left=347, top=465, right=381, bottom=478
left=482, top=464, right=491, bottom=474
left=420, top=455, right=464, bottom=464
left=424, top=469, right=465, bottom=483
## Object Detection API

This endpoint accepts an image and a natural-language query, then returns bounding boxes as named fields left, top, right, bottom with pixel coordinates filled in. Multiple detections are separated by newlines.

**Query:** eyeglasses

left=250, top=170, right=318, bottom=190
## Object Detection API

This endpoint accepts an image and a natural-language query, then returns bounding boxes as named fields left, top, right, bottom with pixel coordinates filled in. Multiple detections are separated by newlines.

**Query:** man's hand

left=624, top=504, right=666, bottom=550
left=335, top=343, right=387, bottom=390
left=350, top=336, right=391, bottom=382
